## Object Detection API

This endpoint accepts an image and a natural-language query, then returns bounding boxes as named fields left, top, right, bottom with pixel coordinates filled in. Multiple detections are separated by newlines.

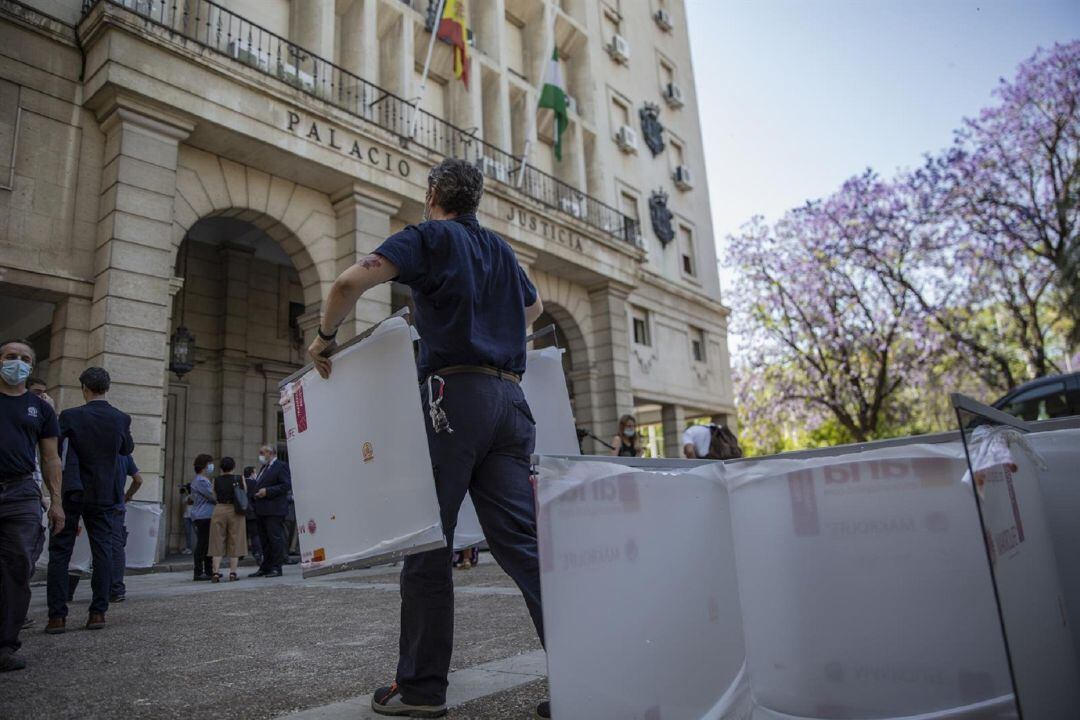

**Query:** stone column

left=290, top=0, right=335, bottom=59
left=90, top=99, right=192, bottom=505
left=662, top=404, right=688, bottom=459
left=219, top=244, right=254, bottom=458
left=587, top=282, right=634, bottom=446
left=331, top=185, right=398, bottom=341
left=47, top=296, right=93, bottom=410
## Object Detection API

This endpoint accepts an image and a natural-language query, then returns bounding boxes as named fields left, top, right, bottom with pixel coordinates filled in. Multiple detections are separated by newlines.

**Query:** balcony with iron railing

left=80, top=0, right=642, bottom=247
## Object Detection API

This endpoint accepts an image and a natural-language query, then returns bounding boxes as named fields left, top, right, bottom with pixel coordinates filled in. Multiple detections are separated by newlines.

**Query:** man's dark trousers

left=256, top=515, right=286, bottom=573
left=46, top=492, right=113, bottom=618
left=396, top=373, right=544, bottom=706
left=110, top=505, right=126, bottom=597
left=0, top=477, right=42, bottom=654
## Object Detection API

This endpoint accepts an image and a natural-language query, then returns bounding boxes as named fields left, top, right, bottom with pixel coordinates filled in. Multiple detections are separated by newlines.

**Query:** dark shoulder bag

left=232, top=478, right=249, bottom=515
left=707, top=425, right=744, bottom=460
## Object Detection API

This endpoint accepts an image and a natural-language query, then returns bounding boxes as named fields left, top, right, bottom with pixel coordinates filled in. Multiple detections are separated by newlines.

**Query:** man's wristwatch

left=317, top=326, right=338, bottom=342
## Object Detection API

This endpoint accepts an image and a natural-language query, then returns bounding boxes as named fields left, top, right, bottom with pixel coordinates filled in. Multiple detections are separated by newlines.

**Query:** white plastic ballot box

left=35, top=519, right=92, bottom=574
left=280, top=317, right=445, bottom=577
left=962, top=425, right=1080, bottom=719
left=724, top=443, right=1015, bottom=719
left=1028, top=427, right=1080, bottom=657
left=453, top=346, right=579, bottom=551
left=536, top=457, right=748, bottom=720
left=124, top=501, right=163, bottom=568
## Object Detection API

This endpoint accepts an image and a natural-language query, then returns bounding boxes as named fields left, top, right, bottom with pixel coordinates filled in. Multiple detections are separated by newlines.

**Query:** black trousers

left=397, top=373, right=544, bottom=706
left=46, top=495, right=114, bottom=619
left=256, top=515, right=286, bottom=572
left=192, top=518, right=212, bottom=578
left=0, top=477, right=41, bottom=653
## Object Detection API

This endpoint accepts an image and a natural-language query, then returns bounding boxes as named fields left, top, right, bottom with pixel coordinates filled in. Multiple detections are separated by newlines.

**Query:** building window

left=659, top=56, right=675, bottom=90
left=611, top=93, right=631, bottom=129
left=679, top=224, right=696, bottom=277
left=670, top=136, right=685, bottom=167
left=632, top=306, right=651, bottom=346
left=691, top=326, right=706, bottom=363
left=505, top=13, right=526, bottom=78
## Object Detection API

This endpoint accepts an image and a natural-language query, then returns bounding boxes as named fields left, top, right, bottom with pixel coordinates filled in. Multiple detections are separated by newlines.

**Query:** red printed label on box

left=295, top=385, right=308, bottom=433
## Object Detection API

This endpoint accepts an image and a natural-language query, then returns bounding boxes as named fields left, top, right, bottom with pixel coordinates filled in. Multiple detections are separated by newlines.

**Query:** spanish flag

left=437, top=0, right=469, bottom=89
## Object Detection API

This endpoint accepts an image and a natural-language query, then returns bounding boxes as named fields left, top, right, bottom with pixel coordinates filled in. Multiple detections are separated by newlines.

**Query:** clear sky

left=685, top=0, right=1080, bottom=335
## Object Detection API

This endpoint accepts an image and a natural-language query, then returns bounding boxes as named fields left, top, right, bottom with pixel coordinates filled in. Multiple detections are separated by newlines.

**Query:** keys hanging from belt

left=427, top=374, right=453, bottom=435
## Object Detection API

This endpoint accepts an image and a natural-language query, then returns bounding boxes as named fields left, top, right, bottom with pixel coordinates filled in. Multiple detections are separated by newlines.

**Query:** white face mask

left=624, top=428, right=636, bottom=437
left=206, top=463, right=215, bottom=475
left=258, top=454, right=267, bottom=465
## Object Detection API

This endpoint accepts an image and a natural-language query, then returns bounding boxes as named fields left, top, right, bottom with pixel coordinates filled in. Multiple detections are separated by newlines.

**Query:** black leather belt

left=0, top=474, right=33, bottom=485
left=432, top=365, right=521, bottom=384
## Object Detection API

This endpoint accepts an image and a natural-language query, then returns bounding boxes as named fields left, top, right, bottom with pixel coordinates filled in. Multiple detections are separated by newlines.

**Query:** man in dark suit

left=45, top=367, right=134, bottom=632
left=249, top=443, right=291, bottom=578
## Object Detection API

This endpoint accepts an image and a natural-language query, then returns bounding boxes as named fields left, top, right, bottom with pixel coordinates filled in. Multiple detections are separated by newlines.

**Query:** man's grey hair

left=427, top=158, right=484, bottom=216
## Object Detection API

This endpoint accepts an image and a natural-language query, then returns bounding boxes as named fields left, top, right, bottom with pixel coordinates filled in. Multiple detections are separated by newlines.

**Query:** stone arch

left=169, top=146, right=337, bottom=309
left=531, top=272, right=592, bottom=375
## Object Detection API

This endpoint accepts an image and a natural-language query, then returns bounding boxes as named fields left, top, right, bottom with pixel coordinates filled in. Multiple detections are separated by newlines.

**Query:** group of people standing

left=0, top=338, right=140, bottom=672
left=186, top=445, right=291, bottom=582
left=610, top=413, right=743, bottom=460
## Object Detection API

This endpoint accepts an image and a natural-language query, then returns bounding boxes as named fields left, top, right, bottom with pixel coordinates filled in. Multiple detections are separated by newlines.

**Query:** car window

left=1000, top=381, right=1069, bottom=421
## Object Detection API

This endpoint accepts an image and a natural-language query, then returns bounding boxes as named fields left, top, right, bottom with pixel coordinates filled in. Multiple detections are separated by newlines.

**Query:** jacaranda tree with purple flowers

left=730, top=42, right=1079, bottom=452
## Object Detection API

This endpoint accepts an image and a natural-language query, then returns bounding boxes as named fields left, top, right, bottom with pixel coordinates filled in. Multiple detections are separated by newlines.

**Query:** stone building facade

left=0, top=0, right=733, bottom=554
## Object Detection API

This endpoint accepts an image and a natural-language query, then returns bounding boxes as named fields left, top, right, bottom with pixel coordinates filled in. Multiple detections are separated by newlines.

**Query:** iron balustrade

left=81, top=0, right=641, bottom=247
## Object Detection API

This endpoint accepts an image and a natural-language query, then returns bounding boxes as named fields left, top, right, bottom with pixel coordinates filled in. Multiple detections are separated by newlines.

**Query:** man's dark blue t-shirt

left=124, top=454, right=139, bottom=478
left=0, top=391, right=59, bottom=478
left=375, top=213, right=538, bottom=378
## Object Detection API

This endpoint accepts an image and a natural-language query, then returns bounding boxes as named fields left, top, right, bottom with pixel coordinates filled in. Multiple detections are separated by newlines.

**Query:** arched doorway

left=162, top=214, right=318, bottom=552
left=530, top=301, right=595, bottom=450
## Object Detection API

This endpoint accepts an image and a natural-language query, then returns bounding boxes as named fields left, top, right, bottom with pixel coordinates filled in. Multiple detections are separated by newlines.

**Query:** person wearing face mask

left=249, top=444, right=291, bottom=578
left=611, top=414, right=645, bottom=458
left=0, top=341, right=64, bottom=671
left=45, top=366, right=133, bottom=634
left=189, top=454, right=216, bottom=582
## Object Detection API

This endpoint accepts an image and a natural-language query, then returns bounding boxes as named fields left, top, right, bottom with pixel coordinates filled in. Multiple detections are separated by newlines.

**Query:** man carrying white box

left=307, top=159, right=548, bottom=719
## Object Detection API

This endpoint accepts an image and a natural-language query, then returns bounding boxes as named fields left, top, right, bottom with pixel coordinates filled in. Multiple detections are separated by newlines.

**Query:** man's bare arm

left=39, top=436, right=65, bottom=535
left=321, top=254, right=400, bottom=335
left=525, top=297, right=544, bottom=327
left=308, top=254, right=399, bottom=379
left=125, top=472, right=144, bottom=503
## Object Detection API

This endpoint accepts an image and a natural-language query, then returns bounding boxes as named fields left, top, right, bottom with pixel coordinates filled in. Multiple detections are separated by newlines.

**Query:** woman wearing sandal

left=208, top=457, right=247, bottom=582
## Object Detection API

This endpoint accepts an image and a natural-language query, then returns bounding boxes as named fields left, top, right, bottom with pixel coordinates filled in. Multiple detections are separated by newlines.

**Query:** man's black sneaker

left=0, top=651, right=27, bottom=672
left=264, top=569, right=283, bottom=577
left=535, top=700, right=551, bottom=719
left=371, top=682, right=447, bottom=718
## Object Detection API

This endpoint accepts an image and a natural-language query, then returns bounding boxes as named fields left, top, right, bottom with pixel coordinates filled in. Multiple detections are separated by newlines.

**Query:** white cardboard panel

left=124, top=502, right=162, bottom=569
left=281, top=318, right=445, bottom=577
left=70, top=520, right=92, bottom=574
left=1028, top=428, right=1080, bottom=657
left=520, top=347, right=580, bottom=456
left=453, top=347, right=579, bottom=550
left=537, top=459, right=747, bottom=720
left=724, top=443, right=1015, bottom=719
left=970, top=429, right=1080, bottom=718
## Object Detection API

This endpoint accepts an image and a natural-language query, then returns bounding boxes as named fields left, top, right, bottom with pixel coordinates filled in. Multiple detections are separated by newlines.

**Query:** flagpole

left=516, top=10, right=557, bottom=188
left=409, top=0, right=449, bottom=139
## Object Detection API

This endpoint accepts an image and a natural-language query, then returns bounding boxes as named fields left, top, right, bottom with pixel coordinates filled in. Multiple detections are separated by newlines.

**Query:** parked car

left=992, top=372, right=1080, bottom=421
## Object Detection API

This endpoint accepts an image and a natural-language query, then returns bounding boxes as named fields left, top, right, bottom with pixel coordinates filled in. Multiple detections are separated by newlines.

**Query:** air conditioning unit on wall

left=607, top=34, right=630, bottom=64
left=664, top=83, right=684, bottom=109
left=615, top=125, right=638, bottom=153
left=673, top=165, right=693, bottom=190
left=654, top=9, right=674, bottom=31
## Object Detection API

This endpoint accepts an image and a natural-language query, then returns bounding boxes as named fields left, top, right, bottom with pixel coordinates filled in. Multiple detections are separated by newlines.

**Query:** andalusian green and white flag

left=538, top=47, right=568, bottom=161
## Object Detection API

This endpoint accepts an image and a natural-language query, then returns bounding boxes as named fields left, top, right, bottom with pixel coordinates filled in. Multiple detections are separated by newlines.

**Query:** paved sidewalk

left=4, top=558, right=546, bottom=719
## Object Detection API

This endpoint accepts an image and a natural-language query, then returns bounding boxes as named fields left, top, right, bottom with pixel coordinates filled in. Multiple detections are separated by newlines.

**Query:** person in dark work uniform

left=45, top=367, right=134, bottom=633
left=0, top=340, right=64, bottom=672
left=308, top=159, right=548, bottom=719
